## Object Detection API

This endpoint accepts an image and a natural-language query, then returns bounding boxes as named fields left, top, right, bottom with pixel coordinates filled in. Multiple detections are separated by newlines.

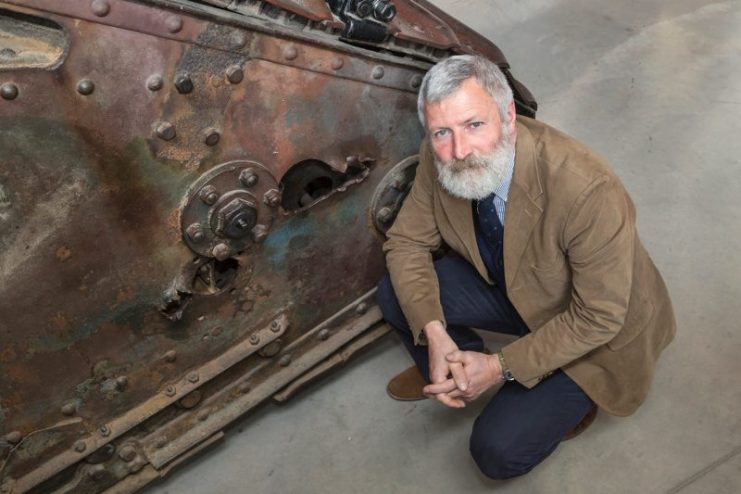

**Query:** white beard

left=434, top=128, right=515, bottom=201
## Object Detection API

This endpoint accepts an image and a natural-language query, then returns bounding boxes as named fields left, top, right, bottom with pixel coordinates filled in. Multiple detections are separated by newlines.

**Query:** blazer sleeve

left=382, top=142, right=445, bottom=344
left=502, top=174, right=637, bottom=386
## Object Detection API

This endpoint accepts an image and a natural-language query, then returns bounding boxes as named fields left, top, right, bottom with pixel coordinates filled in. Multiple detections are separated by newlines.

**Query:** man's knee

left=469, top=423, right=541, bottom=480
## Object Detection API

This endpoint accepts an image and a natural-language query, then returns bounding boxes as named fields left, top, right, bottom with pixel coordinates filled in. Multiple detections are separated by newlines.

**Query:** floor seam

left=664, top=444, right=741, bottom=494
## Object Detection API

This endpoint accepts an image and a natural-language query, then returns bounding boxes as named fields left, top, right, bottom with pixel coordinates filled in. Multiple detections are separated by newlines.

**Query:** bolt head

left=198, top=185, right=219, bottom=205
left=278, top=354, right=292, bottom=367
left=164, top=385, right=176, bottom=397
left=226, top=65, right=244, bottom=84
left=0, top=83, right=18, bottom=100
left=203, top=128, right=220, bottom=146
left=187, top=372, right=199, bottom=383
left=355, top=0, right=373, bottom=17
left=263, top=189, right=281, bottom=207
left=115, top=375, right=128, bottom=390
left=249, top=334, right=260, bottom=345
left=147, top=75, right=164, bottom=91
left=355, top=302, right=369, bottom=314
left=99, top=425, right=111, bottom=437
left=410, top=74, right=423, bottom=89
left=239, top=169, right=259, bottom=187
left=372, top=66, right=385, bottom=80
left=373, top=0, right=396, bottom=22
left=186, top=224, right=206, bottom=243
left=270, top=320, right=280, bottom=332
left=376, top=206, right=393, bottom=223
left=91, top=0, right=110, bottom=17
left=212, top=243, right=232, bottom=261
left=88, top=464, right=106, bottom=481
left=318, top=328, right=330, bottom=341
left=283, top=46, right=298, bottom=60
left=174, top=73, right=193, bottom=94
left=74, top=440, right=87, bottom=453
left=118, top=445, right=136, bottom=462
left=164, top=350, right=177, bottom=362
left=61, top=403, right=77, bottom=416
left=251, top=224, right=268, bottom=243
left=77, top=79, right=94, bottom=95
left=155, top=121, right=176, bottom=141
left=331, top=58, right=344, bottom=70
left=4, top=431, right=21, bottom=444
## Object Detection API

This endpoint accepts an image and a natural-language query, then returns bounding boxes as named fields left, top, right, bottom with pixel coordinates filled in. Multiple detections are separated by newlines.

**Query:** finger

left=449, top=362, right=468, bottom=391
left=423, top=378, right=457, bottom=395
left=436, top=393, right=466, bottom=408
left=446, top=350, right=473, bottom=365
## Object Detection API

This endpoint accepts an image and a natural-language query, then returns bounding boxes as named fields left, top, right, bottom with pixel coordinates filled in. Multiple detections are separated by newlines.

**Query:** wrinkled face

left=424, top=77, right=517, bottom=200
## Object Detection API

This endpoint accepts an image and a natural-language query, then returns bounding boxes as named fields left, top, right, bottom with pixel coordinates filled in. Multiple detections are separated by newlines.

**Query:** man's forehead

left=424, top=79, right=497, bottom=128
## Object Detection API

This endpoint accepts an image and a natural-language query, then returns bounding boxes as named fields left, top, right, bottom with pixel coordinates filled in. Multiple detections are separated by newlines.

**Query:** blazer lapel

left=504, top=122, right=544, bottom=288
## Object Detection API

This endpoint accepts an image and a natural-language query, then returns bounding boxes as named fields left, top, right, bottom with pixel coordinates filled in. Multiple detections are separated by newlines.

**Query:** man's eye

left=433, top=129, right=449, bottom=138
left=470, top=121, right=484, bottom=129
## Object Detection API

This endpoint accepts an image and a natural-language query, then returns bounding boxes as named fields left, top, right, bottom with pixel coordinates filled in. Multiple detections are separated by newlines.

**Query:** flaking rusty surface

left=0, top=1, right=534, bottom=492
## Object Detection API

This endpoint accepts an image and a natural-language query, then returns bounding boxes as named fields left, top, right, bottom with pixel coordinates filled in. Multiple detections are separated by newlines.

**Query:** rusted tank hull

left=0, top=1, right=534, bottom=492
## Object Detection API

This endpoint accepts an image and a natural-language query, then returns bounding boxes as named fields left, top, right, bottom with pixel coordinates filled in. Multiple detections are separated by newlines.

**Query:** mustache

left=442, top=153, right=491, bottom=173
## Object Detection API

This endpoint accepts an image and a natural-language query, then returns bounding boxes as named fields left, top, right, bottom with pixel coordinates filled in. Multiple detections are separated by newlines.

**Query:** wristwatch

left=497, top=351, right=515, bottom=382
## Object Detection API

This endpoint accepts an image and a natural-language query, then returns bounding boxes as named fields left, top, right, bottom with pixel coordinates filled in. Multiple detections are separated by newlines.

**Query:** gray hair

left=417, top=55, right=514, bottom=128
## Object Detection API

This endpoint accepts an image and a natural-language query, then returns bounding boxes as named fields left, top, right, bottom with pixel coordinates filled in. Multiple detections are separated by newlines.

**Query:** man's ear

left=506, top=100, right=517, bottom=132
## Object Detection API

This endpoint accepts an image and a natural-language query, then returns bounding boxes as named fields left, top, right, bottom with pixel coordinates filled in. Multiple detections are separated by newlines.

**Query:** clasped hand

left=421, top=321, right=502, bottom=408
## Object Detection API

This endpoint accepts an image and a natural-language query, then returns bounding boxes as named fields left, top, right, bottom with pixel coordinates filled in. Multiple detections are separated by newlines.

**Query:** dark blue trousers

left=377, top=255, right=594, bottom=479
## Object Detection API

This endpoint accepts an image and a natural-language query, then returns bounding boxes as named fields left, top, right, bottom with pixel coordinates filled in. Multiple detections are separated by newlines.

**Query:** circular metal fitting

left=180, top=160, right=278, bottom=258
left=317, top=328, right=330, bottom=341
left=174, top=73, right=193, bottom=94
left=278, top=354, right=292, bottom=367
left=147, top=75, right=164, bottom=91
left=203, top=127, right=220, bottom=146
left=164, top=385, right=176, bottom=397
left=187, top=372, right=199, bottom=383
left=331, top=58, right=344, bottom=70
left=226, top=65, right=244, bottom=84
left=155, top=121, right=176, bottom=141
left=0, top=83, right=18, bottom=100
left=99, top=425, right=111, bottom=437
left=355, top=302, right=369, bottom=314
left=166, top=16, right=183, bottom=33
left=73, top=440, right=87, bottom=453
left=163, top=350, right=177, bottom=362
left=61, top=403, right=76, bottom=416
left=410, top=74, right=423, bottom=89
left=270, top=320, right=281, bottom=332
left=88, top=464, right=107, bottom=481
left=91, top=0, right=110, bottom=17
left=177, top=389, right=203, bottom=409
left=370, top=155, right=419, bottom=235
left=355, top=0, right=373, bottom=17
left=371, top=66, right=385, bottom=80
left=77, top=79, right=95, bottom=95
left=249, top=334, right=260, bottom=345
left=118, top=445, right=136, bottom=462
left=373, top=0, right=397, bottom=22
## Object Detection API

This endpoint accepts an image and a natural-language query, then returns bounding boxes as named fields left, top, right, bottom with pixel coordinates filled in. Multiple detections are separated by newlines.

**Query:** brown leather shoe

left=563, top=405, right=598, bottom=441
left=386, top=365, right=428, bottom=401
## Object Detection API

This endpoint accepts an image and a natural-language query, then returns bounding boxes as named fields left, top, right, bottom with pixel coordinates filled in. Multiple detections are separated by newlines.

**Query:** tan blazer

left=383, top=116, right=676, bottom=416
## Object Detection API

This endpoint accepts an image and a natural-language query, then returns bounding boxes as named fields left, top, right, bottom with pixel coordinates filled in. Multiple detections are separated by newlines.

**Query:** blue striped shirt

left=480, top=154, right=515, bottom=224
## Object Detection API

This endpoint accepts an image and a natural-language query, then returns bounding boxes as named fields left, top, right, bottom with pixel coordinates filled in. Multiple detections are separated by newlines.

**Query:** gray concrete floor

left=147, top=1, right=741, bottom=492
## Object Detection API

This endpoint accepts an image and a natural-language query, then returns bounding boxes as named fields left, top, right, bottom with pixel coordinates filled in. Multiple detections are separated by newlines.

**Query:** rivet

left=74, top=440, right=87, bottom=453
left=226, top=65, right=244, bottom=84
left=331, top=58, right=344, bottom=70
left=230, top=32, right=248, bottom=49
left=270, top=320, right=280, bottom=332
left=155, top=121, right=176, bottom=141
left=283, top=46, right=298, bottom=60
left=251, top=224, right=268, bottom=243
left=174, top=73, right=193, bottom=94
left=198, top=185, right=219, bottom=205
left=4, top=431, right=21, bottom=444
left=239, top=168, right=259, bottom=187
left=61, top=403, right=76, bottom=416
left=91, top=0, right=110, bottom=17
left=0, top=83, right=18, bottom=100
left=115, top=375, right=128, bottom=391
left=203, top=127, right=220, bottom=146
left=77, top=79, right=94, bottom=95
left=166, top=16, right=183, bottom=33
left=212, top=243, right=231, bottom=261
left=376, top=206, right=393, bottom=223
left=118, top=445, right=136, bottom=462
left=177, top=389, right=203, bottom=409
left=154, top=436, right=167, bottom=449
left=249, top=334, right=260, bottom=345
left=88, top=464, right=106, bottom=481
left=372, top=66, right=385, bottom=80
left=164, top=350, right=177, bottom=362
left=99, top=425, right=111, bottom=437
left=147, top=75, right=164, bottom=91
left=238, top=382, right=251, bottom=394
left=410, top=74, right=423, bottom=89
left=197, top=408, right=210, bottom=421
left=355, top=302, right=368, bottom=315
left=186, top=224, right=205, bottom=243
left=187, top=372, right=199, bottom=383
left=278, top=354, right=292, bottom=367
left=263, top=189, right=281, bottom=207
left=164, top=385, right=176, bottom=397
left=318, top=328, right=330, bottom=341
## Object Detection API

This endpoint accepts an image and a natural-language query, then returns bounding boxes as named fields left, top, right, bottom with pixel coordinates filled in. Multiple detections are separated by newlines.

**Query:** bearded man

left=377, top=55, right=676, bottom=479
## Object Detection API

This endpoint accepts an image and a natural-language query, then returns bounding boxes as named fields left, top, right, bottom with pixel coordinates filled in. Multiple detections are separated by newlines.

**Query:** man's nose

left=452, top=132, right=471, bottom=160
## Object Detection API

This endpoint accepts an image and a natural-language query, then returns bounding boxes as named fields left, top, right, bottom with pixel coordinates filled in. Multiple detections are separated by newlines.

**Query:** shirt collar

left=494, top=151, right=516, bottom=202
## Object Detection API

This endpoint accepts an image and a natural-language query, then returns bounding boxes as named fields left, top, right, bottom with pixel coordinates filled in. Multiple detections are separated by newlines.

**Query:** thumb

left=445, top=350, right=468, bottom=363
